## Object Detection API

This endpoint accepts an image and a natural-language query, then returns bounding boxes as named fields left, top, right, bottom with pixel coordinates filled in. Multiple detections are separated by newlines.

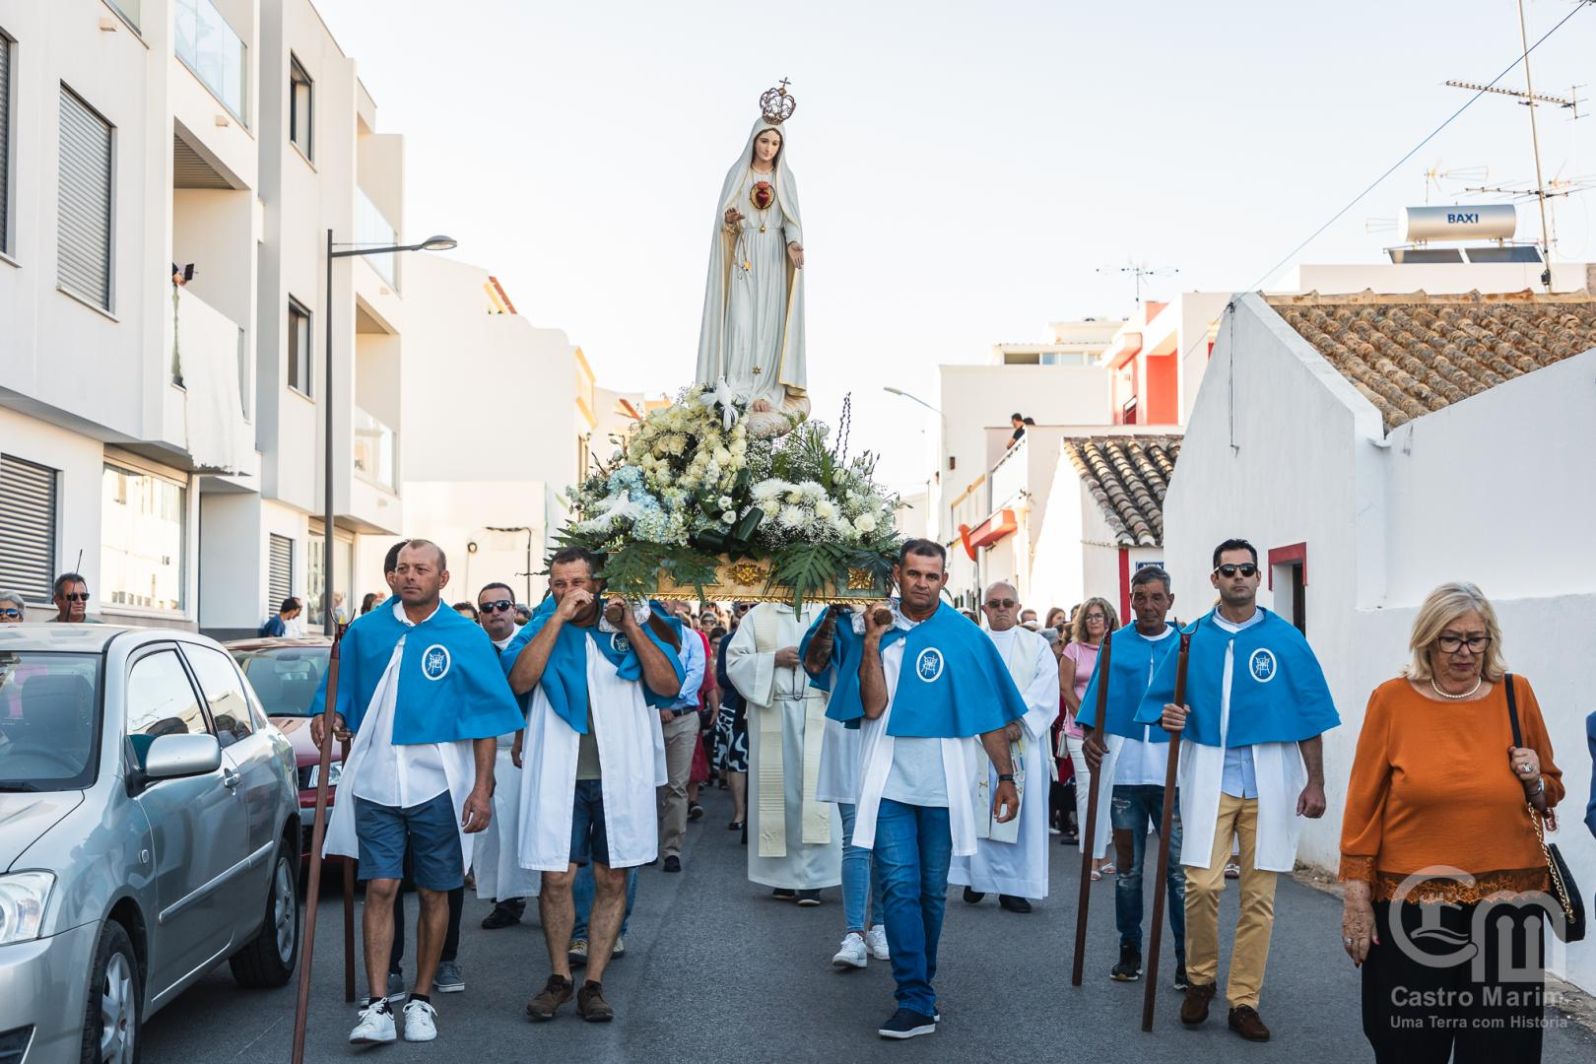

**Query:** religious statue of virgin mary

left=695, top=82, right=810, bottom=438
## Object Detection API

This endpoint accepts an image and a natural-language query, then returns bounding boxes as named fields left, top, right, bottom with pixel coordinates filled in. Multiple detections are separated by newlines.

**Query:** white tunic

left=849, top=614, right=980, bottom=857
left=948, top=625, right=1057, bottom=898
left=473, top=633, right=539, bottom=902
left=517, top=638, right=669, bottom=871
left=323, top=604, right=480, bottom=879
left=1174, top=615, right=1307, bottom=873
left=726, top=604, right=842, bottom=890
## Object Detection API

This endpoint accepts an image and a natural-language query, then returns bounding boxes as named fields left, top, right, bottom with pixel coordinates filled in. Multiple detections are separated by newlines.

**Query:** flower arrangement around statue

left=556, top=390, right=900, bottom=606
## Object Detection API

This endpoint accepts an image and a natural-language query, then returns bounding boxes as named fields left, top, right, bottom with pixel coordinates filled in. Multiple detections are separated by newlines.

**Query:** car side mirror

left=143, top=733, right=222, bottom=780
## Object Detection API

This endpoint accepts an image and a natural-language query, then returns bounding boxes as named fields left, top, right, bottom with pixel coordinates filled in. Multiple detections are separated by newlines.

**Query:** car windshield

left=234, top=646, right=329, bottom=717
left=0, top=652, right=101, bottom=791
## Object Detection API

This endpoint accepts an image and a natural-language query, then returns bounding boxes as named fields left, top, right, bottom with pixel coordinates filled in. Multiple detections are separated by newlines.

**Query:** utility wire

left=1245, top=0, right=1593, bottom=292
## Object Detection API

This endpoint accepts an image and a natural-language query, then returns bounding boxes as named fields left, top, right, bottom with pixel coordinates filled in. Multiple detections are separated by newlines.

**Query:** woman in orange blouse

left=1339, top=583, right=1563, bottom=1063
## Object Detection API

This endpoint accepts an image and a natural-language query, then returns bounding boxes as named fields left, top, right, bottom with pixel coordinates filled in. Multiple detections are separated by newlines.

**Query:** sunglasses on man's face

left=1214, top=564, right=1258, bottom=579
left=985, top=598, right=1017, bottom=609
left=479, top=599, right=514, bottom=614
left=60, top=592, right=91, bottom=602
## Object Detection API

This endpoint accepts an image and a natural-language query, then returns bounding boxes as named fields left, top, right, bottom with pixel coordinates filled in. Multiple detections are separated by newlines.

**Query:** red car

left=225, top=636, right=338, bottom=861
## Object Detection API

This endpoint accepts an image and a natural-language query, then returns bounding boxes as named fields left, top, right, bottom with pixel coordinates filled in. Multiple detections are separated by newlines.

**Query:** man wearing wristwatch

left=801, top=540, right=1026, bottom=1041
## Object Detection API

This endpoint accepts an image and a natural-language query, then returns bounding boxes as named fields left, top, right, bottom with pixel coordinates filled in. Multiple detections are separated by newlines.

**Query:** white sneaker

left=402, top=998, right=438, bottom=1042
left=349, top=999, right=396, bottom=1044
left=866, top=924, right=890, bottom=961
left=832, top=932, right=868, bottom=969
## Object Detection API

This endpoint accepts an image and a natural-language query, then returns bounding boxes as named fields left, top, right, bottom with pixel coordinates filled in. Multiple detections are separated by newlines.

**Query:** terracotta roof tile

left=1266, top=290, right=1596, bottom=432
left=1061, top=435, right=1182, bottom=548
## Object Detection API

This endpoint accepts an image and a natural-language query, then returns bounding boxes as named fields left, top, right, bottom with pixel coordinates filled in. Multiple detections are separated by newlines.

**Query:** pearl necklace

left=1430, top=676, right=1483, bottom=700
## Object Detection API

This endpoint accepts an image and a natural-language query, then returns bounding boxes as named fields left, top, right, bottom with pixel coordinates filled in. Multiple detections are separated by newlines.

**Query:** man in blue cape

left=1133, top=539, right=1339, bottom=1044
left=1077, top=566, right=1186, bottom=988
left=310, top=540, right=525, bottom=1047
left=505, top=547, right=684, bottom=1025
left=800, top=539, right=1025, bottom=1042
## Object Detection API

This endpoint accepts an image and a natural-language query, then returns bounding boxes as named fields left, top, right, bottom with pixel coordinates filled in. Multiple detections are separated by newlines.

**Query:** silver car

left=0, top=626, right=302, bottom=1063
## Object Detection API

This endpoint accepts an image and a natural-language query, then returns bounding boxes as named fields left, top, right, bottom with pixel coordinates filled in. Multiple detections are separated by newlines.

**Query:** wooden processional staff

left=1069, top=629, right=1112, bottom=987
left=1141, top=631, right=1192, bottom=1032
left=291, top=627, right=358, bottom=1064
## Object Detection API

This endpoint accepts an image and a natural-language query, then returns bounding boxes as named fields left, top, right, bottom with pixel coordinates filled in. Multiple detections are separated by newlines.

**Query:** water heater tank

left=1400, top=204, right=1516, bottom=243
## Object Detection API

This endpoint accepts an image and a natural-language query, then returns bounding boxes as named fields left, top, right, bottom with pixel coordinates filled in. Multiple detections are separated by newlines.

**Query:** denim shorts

left=354, top=791, right=463, bottom=891
left=570, top=779, right=610, bottom=868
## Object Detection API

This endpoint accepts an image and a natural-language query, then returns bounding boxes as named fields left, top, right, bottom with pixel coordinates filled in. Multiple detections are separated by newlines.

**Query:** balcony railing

left=107, top=1, right=142, bottom=30
left=989, top=433, right=1028, bottom=508
left=355, top=188, right=398, bottom=288
left=353, top=407, right=397, bottom=491
left=175, top=0, right=248, bottom=125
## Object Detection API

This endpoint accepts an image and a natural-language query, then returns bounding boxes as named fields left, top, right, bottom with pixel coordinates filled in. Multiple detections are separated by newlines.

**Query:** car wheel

left=229, top=847, right=300, bottom=988
left=81, top=920, right=140, bottom=1064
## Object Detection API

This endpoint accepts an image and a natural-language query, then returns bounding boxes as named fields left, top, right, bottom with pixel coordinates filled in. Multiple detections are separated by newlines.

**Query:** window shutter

left=57, top=86, right=113, bottom=308
left=0, top=454, right=59, bottom=602
left=267, top=533, right=294, bottom=607
left=0, top=36, right=11, bottom=254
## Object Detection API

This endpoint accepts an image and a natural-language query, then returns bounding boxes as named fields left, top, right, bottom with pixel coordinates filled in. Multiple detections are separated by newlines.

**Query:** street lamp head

left=416, top=234, right=458, bottom=252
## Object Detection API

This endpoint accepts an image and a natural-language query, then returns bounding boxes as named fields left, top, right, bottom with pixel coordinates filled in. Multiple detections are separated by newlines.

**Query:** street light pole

left=321, top=231, right=458, bottom=631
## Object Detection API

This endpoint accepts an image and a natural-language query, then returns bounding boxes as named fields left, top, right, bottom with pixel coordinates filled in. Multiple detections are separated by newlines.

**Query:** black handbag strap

left=1504, top=672, right=1522, bottom=748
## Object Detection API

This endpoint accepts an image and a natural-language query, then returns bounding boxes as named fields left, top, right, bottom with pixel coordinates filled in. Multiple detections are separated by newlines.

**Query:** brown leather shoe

left=1180, top=982, right=1216, bottom=1026
left=1228, top=1005, right=1271, bottom=1041
left=525, top=974, right=573, bottom=1021
left=577, top=980, right=615, bottom=1023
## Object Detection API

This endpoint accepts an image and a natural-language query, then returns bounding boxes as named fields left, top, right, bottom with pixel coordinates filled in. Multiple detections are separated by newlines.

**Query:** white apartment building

left=393, top=253, right=587, bottom=608
left=0, top=0, right=409, bottom=635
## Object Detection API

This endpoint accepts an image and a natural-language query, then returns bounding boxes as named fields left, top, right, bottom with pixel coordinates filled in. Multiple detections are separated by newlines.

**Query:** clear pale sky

left=316, top=0, right=1596, bottom=489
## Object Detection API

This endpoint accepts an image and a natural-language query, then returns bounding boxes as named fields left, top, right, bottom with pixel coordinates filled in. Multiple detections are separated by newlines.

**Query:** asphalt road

left=142, top=787, right=1596, bottom=1064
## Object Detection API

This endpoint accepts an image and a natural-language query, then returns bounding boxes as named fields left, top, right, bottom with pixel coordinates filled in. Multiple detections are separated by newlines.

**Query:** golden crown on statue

left=760, top=78, right=797, bottom=124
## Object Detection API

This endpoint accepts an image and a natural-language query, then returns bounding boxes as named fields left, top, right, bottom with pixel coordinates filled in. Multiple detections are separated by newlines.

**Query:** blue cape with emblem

left=1075, top=624, right=1180, bottom=742
left=1132, top=608, right=1339, bottom=748
left=309, top=598, right=525, bottom=745
left=499, top=597, right=686, bottom=735
left=806, top=602, right=1025, bottom=739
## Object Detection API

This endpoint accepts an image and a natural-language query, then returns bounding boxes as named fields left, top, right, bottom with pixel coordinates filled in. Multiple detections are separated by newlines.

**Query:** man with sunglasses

left=1133, top=538, right=1339, bottom=1043
left=947, top=582, right=1059, bottom=915
left=474, top=583, right=537, bottom=931
left=48, top=573, right=98, bottom=623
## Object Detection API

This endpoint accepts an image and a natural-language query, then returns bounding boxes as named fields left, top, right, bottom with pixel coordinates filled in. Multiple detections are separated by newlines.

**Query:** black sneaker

left=1173, top=960, right=1190, bottom=991
left=795, top=889, right=821, bottom=907
left=688, top=804, right=704, bottom=821
left=877, top=1008, right=937, bottom=1040
left=663, top=855, right=681, bottom=873
left=962, top=886, right=984, bottom=904
left=1110, top=943, right=1142, bottom=982
left=481, top=904, right=521, bottom=930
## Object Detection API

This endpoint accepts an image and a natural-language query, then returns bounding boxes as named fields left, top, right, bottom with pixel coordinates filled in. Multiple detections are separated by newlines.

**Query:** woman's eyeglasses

left=1436, top=634, right=1491, bottom=654
left=479, top=599, right=514, bottom=614
left=1213, top=564, right=1258, bottom=578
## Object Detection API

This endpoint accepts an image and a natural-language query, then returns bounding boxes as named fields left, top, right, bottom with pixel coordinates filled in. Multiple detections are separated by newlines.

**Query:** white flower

left=777, top=505, right=811, bottom=530
left=815, top=499, right=837, bottom=520
left=799, top=481, right=826, bottom=501
left=718, top=495, right=735, bottom=511
left=714, top=448, right=733, bottom=466
left=721, top=511, right=737, bottom=524
left=853, top=513, right=878, bottom=534
left=752, top=479, right=788, bottom=503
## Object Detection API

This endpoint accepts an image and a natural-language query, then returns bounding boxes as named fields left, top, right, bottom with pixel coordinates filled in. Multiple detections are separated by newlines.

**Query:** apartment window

left=0, top=30, right=12, bottom=256
left=101, top=464, right=186, bottom=612
left=57, top=86, right=114, bottom=310
left=289, top=56, right=313, bottom=159
left=267, top=533, right=294, bottom=607
left=0, top=454, right=59, bottom=602
left=288, top=297, right=312, bottom=395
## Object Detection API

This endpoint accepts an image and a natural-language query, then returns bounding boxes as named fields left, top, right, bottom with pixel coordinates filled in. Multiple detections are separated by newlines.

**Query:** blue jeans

left=572, top=863, right=637, bottom=941
left=1110, top=784, right=1185, bottom=958
left=839, top=803, right=886, bottom=933
left=872, top=799, right=952, bottom=1016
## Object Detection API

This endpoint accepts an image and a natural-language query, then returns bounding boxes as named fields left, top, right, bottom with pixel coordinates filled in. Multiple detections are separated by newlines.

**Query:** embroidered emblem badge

left=420, top=644, right=451, bottom=681
left=1248, top=648, right=1277, bottom=684
left=916, top=647, right=945, bottom=683
left=611, top=633, right=631, bottom=655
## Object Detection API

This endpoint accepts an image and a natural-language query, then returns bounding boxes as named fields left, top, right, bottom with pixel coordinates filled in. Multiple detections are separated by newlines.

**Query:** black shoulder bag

left=1504, top=673, right=1584, bottom=942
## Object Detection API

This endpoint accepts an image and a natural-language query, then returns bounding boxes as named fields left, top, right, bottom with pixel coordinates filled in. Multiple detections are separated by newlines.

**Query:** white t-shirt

left=879, top=614, right=950, bottom=807
left=1113, top=625, right=1179, bottom=787
left=352, top=602, right=450, bottom=808
left=1214, top=609, right=1265, bottom=799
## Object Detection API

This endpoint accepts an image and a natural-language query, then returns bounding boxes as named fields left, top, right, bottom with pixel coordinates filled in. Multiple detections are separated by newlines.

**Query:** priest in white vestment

left=948, top=582, right=1058, bottom=911
left=726, top=603, right=842, bottom=898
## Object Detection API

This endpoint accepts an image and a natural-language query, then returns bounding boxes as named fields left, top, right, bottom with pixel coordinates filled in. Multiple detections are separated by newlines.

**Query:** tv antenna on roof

left=1095, top=260, right=1179, bottom=306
